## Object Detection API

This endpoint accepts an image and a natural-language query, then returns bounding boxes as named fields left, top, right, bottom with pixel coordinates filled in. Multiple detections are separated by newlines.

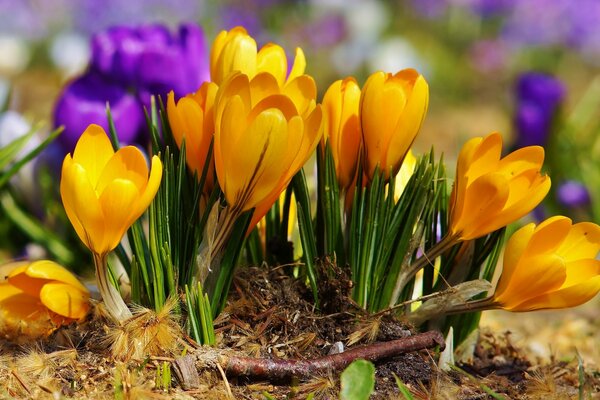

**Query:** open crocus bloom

left=0, top=260, right=90, bottom=338
left=214, top=71, right=322, bottom=229
left=449, top=132, right=551, bottom=240
left=493, top=216, right=600, bottom=311
left=210, top=26, right=305, bottom=87
left=60, top=124, right=163, bottom=256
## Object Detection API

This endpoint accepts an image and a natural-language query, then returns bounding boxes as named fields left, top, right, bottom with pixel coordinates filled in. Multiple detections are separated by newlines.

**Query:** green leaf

left=292, top=169, right=319, bottom=305
left=393, top=374, right=415, bottom=400
left=0, top=126, right=61, bottom=190
left=340, top=359, right=375, bottom=400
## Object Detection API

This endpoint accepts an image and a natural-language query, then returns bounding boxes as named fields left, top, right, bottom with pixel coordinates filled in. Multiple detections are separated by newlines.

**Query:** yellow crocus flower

left=360, top=69, right=429, bottom=181
left=322, top=77, right=362, bottom=191
left=60, top=124, right=163, bottom=255
left=214, top=72, right=322, bottom=229
left=493, top=216, right=600, bottom=311
left=60, top=124, right=162, bottom=320
left=210, top=26, right=306, bottom=87
left=0, top=260, right=90, bottom=339
left=449, top=132, right=551, bottom=241
left=167, top=82, right=218, bottom=190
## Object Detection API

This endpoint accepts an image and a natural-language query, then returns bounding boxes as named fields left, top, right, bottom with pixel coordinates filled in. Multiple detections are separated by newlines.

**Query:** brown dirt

left=1, top=263, right=600, bottom=399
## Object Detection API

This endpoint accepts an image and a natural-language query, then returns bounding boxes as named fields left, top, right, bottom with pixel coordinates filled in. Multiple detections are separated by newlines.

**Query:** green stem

left=94, top=252, right=132, bottom=321
left=391, top=233, right=460, bottom=306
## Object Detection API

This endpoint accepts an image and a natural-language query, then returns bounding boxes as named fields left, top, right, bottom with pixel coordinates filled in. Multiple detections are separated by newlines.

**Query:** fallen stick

left=173, top=330, right=444, bottom=388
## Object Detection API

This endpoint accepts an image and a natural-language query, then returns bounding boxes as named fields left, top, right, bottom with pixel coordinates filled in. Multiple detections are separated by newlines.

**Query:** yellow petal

left=526, top=216, right=571, bottom=255
left=249, top=73, right=282, bottom=106
left=96, top=146, right=149, bottom=194
left=71, top=124, right=114, bottom=187
left=39, top=282, right=89, bottom=319
left=562, top=259, right=600, bottom=287
left=231, top=108, right=289, bottom=210
left=558, top=221, right=600, bottom=261
left=60, top=157, right=106, bottom=253
left=257, top=44, right=287, bottom=87
left=98, top=178, right=141, bottom=252
left=283, top=75, right=317, bottom=117
left=27, top=260, right=89, bottom=294
left=288, top=47, right=306, bottom=82
left=386, top=74, right=428, bottom=174
left=497, top=145, right=545, bottom=174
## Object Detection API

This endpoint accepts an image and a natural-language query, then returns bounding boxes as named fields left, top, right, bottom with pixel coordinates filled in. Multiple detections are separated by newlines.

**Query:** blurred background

left=1, top=0, right=600, bottom=363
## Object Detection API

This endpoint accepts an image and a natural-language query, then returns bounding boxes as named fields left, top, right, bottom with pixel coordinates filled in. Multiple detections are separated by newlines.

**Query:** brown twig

left=174, top=330, right=445, bottom=388
left=223, top=330, right=444, bottom=380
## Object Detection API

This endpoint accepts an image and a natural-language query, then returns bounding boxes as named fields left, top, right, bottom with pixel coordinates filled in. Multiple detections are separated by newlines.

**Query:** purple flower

left=91, top=23, right=208, bottom=100
left=514, top=72, right=565, bottom=147
left=557, top=180, right=591, bottom=208
left=54, top=23, right=209, bottom=153
left=54, top=73, right=144, bottom=152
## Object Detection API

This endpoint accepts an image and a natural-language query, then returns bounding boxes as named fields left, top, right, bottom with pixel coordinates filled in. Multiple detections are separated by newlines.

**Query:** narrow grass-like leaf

left=292, top=169, right=319, bottom=304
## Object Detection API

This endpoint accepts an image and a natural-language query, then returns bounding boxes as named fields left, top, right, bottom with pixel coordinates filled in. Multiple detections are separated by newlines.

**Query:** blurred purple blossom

left=54, top=73, right=144, bottom=151
left=513, top=72, right=565, bottom=148
left=54, top=23, right=209, bottom=152
left=557, top=180, right=591, bottom=208
left=0, top=0, right=203, bottom=39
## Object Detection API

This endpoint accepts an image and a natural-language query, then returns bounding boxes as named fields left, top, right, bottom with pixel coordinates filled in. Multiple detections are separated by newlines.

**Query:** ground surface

left=1, top=265, right=600, bottom=399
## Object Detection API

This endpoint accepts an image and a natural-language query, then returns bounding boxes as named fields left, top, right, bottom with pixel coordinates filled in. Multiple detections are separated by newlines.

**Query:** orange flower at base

left=449, top=132, right=551, bottom=241
left=0, top=260, right=90, bottom=339
left=493, top=216, right=600, bottom=311
left=60, top=124, right=163, bottom=256
left=322, top=77, right=362, bottom=191
left=360, top=69, right=429, bottom=181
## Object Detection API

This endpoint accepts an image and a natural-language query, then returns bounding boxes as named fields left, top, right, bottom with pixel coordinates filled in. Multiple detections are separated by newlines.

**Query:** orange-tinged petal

left=494, top=223, right=535, bottom=296
left=39, top=282, right=89, bottom=319
left=7, top=272, right=47, bottom=297
left=509, top=276, right=600, bottom=311
left=99, top=178, right=140, bottom=252
left=495, top=254, right=566, bottom=309
left=452, top=173, right=509, bottom=239
left=71, top=124, right=114, bottom=187
left=60, top=157, right=106, bottom=253
left=465, top=132, right=501, bottom=180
